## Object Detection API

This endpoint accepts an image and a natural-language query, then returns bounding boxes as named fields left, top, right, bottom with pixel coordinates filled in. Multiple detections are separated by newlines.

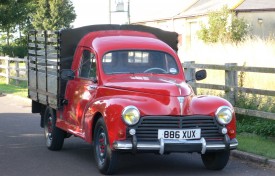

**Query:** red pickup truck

left=28, top=24, right=238, bottom=175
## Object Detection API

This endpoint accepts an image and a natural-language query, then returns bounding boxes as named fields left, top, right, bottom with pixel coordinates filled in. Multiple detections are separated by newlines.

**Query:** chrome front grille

left=127, top=116, right=224, bottom=141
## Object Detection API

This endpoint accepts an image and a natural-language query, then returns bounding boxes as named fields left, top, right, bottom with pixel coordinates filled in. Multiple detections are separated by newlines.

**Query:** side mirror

left=60, top=69, right=75, bottom=80
left=195, top=70, right=207, bottom=81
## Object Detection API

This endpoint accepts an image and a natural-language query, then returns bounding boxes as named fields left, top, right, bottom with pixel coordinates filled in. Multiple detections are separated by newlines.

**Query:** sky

left=71, top=0, right=191, bottom=28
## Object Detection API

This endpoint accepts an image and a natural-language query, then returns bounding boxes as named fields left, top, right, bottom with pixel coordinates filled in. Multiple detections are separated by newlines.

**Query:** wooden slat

left=36, top=36, right=46, bottom=42
left=183, top=63, right=227, bottom=70
left=46, top=48, right=58, bottom=53
left=183, top=63, right=275, bottom=74
left=28, top=43, right=36, bottom=48
left=191, top=83, right=275, bottom=96
left=191, top=82, right=228, bottom=91
left=47, top=37, right=58, bottom=43
left=28, top=36, right=36, bottom=41
left=235, top=107, right=275, bottom=120
left=46, top=30, right=57, bottom=35
left=28, top=50, right=36, bottom=55
left=236, top=87, right=275, bottom=96
left=36, top=44, right=45, bottom=49
left=6, top=57, right=26, bottom=62
left=235, top=66, right=275, bottom=74
left=8, top=76, right=27, bottom=81
left=46, top=55, right=58, bottom=60
left=7, top=67, right=27, bottom=71
left=47, top=45, right=57, bottom=51
left=28, top=87, right=57, bottom=98
left=47, top=60, right=59, bottom=66
left=47, top=53, right=58, bottom=58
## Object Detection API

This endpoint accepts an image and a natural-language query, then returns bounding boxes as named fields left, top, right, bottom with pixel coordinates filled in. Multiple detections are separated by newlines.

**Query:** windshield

left=102, top=50, right=179, bottom=75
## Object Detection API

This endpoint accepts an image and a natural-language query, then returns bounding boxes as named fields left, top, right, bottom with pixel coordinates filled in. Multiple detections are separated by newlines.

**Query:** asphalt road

left=0, top=94, right=275, bottom=176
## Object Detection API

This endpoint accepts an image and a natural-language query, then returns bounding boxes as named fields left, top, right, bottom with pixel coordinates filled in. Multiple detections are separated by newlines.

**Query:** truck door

left=63, top=48, right=97, bottom=128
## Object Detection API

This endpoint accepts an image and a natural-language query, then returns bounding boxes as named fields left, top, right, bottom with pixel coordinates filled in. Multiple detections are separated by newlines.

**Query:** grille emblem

left=177, top=97, right=185, bottom=115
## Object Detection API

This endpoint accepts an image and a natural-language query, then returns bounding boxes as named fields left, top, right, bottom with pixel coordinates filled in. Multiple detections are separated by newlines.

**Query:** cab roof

left=78, top=30, right=176, bottom=56
left=59, top=24, right=178, bottom=59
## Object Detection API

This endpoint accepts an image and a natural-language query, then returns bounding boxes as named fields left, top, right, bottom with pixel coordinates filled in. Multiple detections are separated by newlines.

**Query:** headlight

left=122, top=106, right=140, bottom=126
left=215, top=106, right=233, bottom=125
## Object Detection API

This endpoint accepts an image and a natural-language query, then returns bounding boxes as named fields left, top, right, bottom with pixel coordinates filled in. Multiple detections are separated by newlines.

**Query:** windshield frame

left=101, top=50, right=180, bottom=76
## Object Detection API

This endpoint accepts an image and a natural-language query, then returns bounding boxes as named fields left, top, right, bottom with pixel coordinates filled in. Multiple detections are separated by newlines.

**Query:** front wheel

left=44, top=107, right=66, bottom=151
left=201, top=151, right=230, bottom=170
left=93, top=118, right=118, bottom=175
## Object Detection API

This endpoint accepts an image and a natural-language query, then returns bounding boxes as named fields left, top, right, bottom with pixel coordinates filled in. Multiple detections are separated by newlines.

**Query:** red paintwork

left=55, top=30, right=237, bottom=147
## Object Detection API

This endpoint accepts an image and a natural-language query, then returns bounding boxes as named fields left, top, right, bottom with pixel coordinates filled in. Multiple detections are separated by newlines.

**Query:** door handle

left=88, top=85, right=97, bottom=90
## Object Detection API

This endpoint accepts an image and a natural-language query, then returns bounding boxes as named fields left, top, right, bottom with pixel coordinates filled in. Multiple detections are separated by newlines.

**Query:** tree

left=32, top=0, right=51, bottom=30
left=197, top=6, right=249, bottom=43
left=49, top=0, right=76, bottom=30
left=0, top=1, right=17, bottom=45
left=32, top=0, right=76, bottom=30
left=0, top=0, right=35, bottom=45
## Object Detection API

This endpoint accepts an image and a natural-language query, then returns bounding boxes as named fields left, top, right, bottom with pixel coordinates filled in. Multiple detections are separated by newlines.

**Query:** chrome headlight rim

left=122, top=106, right=140, bottom=126
left=215, top=106, right=233, bottom=125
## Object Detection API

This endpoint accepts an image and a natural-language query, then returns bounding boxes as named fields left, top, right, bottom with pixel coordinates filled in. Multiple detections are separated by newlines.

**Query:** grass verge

left=236, top=114, right=275, bottom=159
left=237, top=133, right=275, bottom=159
left=0, top=78, right=27, bottom=97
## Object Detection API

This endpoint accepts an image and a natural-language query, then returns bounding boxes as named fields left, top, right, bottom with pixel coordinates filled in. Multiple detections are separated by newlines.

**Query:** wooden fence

left=0, top=56, right=274, bottom=120
left=183, top=61, right=275, bottom=120
left=0, top=56, right=27, bottom=85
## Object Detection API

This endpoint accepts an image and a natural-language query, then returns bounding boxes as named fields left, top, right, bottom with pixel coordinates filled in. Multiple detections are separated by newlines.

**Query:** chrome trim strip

left=137, top=142, right=160, bottom=150
left=201, top=138, right=206, bottom=154
left=206, top=144, right=226, bottom=149
left=113, top=138, right=239, bottom=153
left=230, top=143, right=238, bottom=148
left=159, top=138, right=164, bottom=154
left=177, top=97, right=185, bottom=115
left=113, top=141, right=132, bottom=150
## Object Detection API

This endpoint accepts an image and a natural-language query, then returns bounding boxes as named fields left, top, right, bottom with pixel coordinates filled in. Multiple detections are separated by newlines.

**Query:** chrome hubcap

left=96, top=127, right=107, bottom=165
left=45, top=115, right=53, bottom=145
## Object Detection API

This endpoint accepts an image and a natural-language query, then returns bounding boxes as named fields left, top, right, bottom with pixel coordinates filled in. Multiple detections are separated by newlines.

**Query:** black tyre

left=44, top=107, right=66, bottom=151
left=93, top=118, right=118, bottom=175
left=201, top=151, right=230, bottom=170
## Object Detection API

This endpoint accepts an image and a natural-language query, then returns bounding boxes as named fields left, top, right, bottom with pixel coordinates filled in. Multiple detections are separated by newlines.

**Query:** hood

left=104, top=75, right=192, bottom=97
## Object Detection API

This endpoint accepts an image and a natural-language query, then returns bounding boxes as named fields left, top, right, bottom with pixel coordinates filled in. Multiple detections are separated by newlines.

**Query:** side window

left=79, top=50, right=96, bottom=79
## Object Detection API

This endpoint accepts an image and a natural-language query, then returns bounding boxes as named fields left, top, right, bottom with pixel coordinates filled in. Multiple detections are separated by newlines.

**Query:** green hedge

left=237, top=114, right=275, bottom=137
left=0, top=45, right=27, bottom=58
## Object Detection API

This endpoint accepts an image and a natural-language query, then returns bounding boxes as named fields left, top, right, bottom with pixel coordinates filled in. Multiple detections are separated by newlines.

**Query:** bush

left=237, top=114, right=275, bottom=137
left=0, top=45, right=27, bottom=58
left=197, top=6, right=249, bottom=43
left=0, top=37, right=28, bottom=58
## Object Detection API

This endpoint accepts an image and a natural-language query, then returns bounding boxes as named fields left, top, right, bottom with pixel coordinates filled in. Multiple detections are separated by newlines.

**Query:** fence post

left=5, top=56, right=10, bottom=84
left=24, top=56, right=28, bottom=83
left=15, top=60, right=20, bottom=86
left=225, top=63, right=238, bottom=106
left=184, top=61, right=197, bottom=94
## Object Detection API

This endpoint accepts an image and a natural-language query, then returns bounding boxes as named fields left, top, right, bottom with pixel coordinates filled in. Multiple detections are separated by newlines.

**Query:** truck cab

left=28, top=24, right=237, bottom=175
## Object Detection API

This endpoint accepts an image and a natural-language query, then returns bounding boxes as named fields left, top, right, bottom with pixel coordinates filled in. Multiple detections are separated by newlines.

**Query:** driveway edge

left=231, top=150, right=275, bottom=168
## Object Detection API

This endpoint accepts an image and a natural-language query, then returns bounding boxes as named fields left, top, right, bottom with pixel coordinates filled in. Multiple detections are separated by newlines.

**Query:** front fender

left=83, top=95, right=146, bottom=146
left=188, top=95, right=233, bottom=115
left=188, top=95, right=236, bottom=139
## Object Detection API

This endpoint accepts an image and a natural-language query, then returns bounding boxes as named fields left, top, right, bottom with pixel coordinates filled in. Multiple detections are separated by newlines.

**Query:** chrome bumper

left=113, top=137, right=238, bottom=155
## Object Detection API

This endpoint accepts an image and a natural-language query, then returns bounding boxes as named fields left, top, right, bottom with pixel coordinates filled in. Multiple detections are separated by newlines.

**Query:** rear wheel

left=93, top=118, right=118, bottom=175
left=44, top=107, right=66, bottom=151
left=201, top=151, right=230, bottom=170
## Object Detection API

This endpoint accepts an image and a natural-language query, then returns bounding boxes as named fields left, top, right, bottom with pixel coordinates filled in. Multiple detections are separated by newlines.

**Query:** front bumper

left=113, top=136, right=238, bottom=155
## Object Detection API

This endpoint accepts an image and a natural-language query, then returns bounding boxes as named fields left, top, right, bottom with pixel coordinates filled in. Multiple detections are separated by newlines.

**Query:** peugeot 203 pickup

left=28, top=24, right=238, bottom=175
